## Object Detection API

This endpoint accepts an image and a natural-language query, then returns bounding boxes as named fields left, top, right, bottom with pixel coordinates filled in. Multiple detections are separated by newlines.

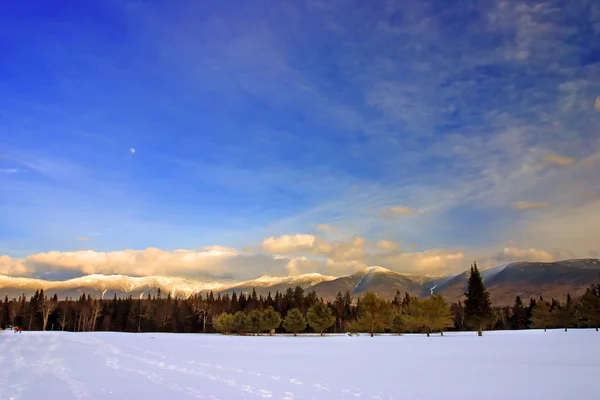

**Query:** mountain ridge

left=1, top=259, right=599, bottom=305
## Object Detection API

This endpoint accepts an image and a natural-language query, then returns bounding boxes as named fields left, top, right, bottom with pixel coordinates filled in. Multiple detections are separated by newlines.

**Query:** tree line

left=1, top=263, right=599, bottom=336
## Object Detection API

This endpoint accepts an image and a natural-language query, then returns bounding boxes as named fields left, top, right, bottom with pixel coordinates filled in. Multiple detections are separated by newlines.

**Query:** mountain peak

left=363, top=266, right=394, bottom=275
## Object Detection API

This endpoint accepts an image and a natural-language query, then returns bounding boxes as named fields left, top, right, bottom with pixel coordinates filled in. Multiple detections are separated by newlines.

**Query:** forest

left=2, top=264, right=599, bottom=336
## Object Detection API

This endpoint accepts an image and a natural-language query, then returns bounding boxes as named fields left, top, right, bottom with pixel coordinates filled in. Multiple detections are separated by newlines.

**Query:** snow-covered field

left=1, top=330, right=598, bottom=400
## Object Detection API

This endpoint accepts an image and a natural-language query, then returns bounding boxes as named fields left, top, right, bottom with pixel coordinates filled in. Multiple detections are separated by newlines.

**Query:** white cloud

left=285, top=257, right=321, bottom=276
left=365, top=249, right=466, bottom=275
left=375, top=240, right=400, bottom=251
left=0, top=246, right=292, bottom=281
left=260, top=234, right=329, bottom=254
left=497, top=247, right=554, bottom=263
left=0, top=168, right=19, bottom=174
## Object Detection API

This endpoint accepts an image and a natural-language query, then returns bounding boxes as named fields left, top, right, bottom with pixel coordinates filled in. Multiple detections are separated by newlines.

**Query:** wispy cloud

left=0, top=168, right=19, bottom=174
left=543, top=154, right=575, bottom=167
left=315, top=224, right=334, bottom=233
left=380, top=206, right=424, bottom=217
left=0, top=0, right=598, bottom=274
left=511, top=201, right=550, bottom=211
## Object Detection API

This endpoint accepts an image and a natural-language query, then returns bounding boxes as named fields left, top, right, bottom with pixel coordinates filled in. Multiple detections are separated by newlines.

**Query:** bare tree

left=89, top=300, right=103, bottom=331
left=58, top=305, right=71, bottom=331
left=39, top=296, right=58, bottom=331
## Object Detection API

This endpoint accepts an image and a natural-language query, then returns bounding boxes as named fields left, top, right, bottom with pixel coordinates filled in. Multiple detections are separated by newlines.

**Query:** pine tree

left=389, top=313, right=407, bottom=335
left=422, top=294, right=454, bottom=336
left=464, top=262, right=492, bottom=336
left=405, top=298, right=426, bottom=333
left=352, top=292, right=392, bottom=337
left=577, top=285, right=600, bottom=331
left=260, top=306, right=281, bottom=335
left=283, top=308, right=306, bottom=336
left=214, top=312, right=233, bottom=334
left=230, top=311, right=249, bottom=334
left=531, top=300, right=551, bottom=331
left=247, top=309, right=262, bottom=335
left=307, top=301, right=335, bottom=336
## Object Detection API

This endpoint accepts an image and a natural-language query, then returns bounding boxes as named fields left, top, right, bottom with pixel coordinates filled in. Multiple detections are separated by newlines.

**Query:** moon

left=130, top=148, right=136, bottom=154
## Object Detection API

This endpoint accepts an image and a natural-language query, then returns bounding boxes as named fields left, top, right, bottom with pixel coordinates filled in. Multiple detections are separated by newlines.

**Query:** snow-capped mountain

left=1, top=259, right=599, bottom=305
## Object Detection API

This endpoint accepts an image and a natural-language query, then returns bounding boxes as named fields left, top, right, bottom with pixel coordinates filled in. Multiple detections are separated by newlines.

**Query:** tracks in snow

left=70, top=335, right=392, bottom=400
left=0, top=333, right=92, bottom=400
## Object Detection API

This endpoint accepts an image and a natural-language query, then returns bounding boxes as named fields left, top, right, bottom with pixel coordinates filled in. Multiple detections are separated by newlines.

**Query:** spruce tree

left=553, top=294, right=577, bottom=332
left=283, top=308, right=306, bottom=336
left=307, top=301, right=335, bottom=336
left=509, top=296, right=529, bottom=330
left=464, top=262, right=492, bottom=336
left=260, top=306, right=281, bottom=335
left=577, top=285, right=600, bottom=331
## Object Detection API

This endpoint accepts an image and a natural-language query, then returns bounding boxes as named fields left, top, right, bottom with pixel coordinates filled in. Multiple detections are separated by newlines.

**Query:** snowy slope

left=0, top=274, right=228, bottom=299
left=1, top=329, right=599, bottom=399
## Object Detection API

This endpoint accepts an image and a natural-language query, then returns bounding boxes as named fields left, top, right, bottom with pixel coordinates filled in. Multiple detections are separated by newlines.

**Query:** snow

left=1, top=329, right=599, bottom=399
left=233, top=273, right=336, bottom=287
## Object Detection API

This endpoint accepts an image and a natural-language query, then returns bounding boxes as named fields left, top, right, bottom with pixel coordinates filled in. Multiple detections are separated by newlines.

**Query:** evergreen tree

left=509, top=296, right=529, bottom=330
left=464, top=262, right=492, bottom=336
left=450, top=301, right=466, bottom=331
left=405, top=298, right=426, bottom=333
left=553, top=294, right=578, bottom=332
left=389, top=313, right=407, bottom=335
left=422, top=294, right=454, bottom=336
left=531, top=300, right=551, bottom=331
left=577, top=285, right=600, bottom=331
left=247, top=309, right=262, bottom=335
left=260, top=306, right=281, bottom=335
left=352, top=292, right=392, bottom=337
left=282, top=308, right=306, bottom=336
left=230, top=311, right=249, bottom=334
left=214, top=312, right=233, bottom=334
left=306, top=302, right=335, bottom=335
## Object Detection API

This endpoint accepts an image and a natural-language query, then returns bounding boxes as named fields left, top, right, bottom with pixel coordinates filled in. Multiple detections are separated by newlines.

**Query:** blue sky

left=1, top=0, right=599, bottom=279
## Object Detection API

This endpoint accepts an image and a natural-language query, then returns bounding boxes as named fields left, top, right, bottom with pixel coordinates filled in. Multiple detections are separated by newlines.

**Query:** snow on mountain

left=480, top=263, right=511, bottom=282
left=0, top=274, right=229, bottom=299
left=0, top=272, right=337, bottom=299
left=225, top=273, right=336, bottom=291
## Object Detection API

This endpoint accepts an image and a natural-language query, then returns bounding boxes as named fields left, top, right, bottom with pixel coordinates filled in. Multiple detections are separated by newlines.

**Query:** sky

left=1, top=0, right=599, bottom=281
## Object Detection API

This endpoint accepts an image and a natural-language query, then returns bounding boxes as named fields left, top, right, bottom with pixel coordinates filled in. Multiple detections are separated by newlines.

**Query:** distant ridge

left=1, top=259, right=599, bottom=305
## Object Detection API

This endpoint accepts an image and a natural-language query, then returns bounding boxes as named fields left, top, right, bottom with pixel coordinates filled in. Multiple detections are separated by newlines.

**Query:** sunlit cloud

left=380, top=206, right=424, bottom=217
left=543, top=154, right=575, bottom=166
left=315, top=224, right=334, bottom=233
left=511, top=201, right=550, bottom=211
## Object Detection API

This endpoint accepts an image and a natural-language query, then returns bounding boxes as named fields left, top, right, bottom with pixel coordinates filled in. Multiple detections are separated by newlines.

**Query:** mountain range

left=1, top=259, right=599, bottom=306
